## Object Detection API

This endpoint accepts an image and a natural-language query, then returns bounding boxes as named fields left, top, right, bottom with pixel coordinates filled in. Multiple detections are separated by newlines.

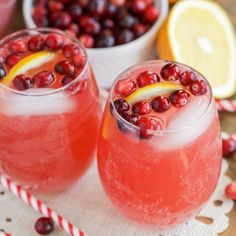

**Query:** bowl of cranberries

left=23, top=0, right=168, bottom=88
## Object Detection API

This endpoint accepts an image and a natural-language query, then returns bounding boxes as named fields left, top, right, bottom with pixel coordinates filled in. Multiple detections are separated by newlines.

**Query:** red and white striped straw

left=0, top=232, right=11, bottom=236
left=222, top=131, right=236, bottom=142
left=216, top=99, right=236, bottom=112
left=0, top=174, right=86, bottom=236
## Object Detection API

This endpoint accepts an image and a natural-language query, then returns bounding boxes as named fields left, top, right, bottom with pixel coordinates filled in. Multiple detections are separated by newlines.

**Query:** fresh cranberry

left=222, top=139, right=236, bottom=157
left=132, top=101, right=151, bottom=115
left=0, top=56, right=4, bottom=64
left=225, top=182, right=236, bottom=200
left=110, top=0, right=125, bottom=6
left=33, top=70, right=55, bottom=87
left=62, top=43, right=80, bottom=58
left=66, top=23, right=80, bottom=36
left=79, top=15, right=101, bottom=35
left=55, top=60, right=75, bottom=75
left=170, top=89, right=191, bottom=108
left=101, top=19, right=115, bottom=29
left=88, top=0, right=106, bottom=16
left=95, top=33, right=115, bottom=48
left=77, top=0, right=89, bottom=7
left=67, top=2, right=82, bottom=19
left=51, top=12, right=72, bottom=29
left=106, top=3, right=118, bottom=17
left=9, top=40, right=26, bottom=53
left=5, top=53, right=23, bottom=67
left=32, top=5, right=48, bottom=27
left=152, top=96, right=171, bottom=112
left=114, top=99, right=130, bottom=114
left=143, top=6, right=159, bottom=23
left=133, top=23, right=147, bottom=37
left=116, top=29, right=134, bottom=45
left=45, top=33, right=63, bottom=50
left=189, top=79, right=207, bottom=96
left=119, top=14, right=136, bottom=29
left=28, top=36, right=45, bottom=51
left=179, top=71, right=198, bottom=86
left=143, top=0, right=152, bottom=6
left=0, top=66, right=6, bottom=79
left=73, top=54, right=86, bottom=68
left=35, top=217, right=54, bottom=235
left=48, top=1, right=63, bottom=12
left=78, top=34, right=95, bottom=48
left=160, top=63, right=181, bottom=81
left=13, top=74, right=33, bottom=91
left=115, top=78, right=137, bottom=97
left=133, top=0, right=147, bottom=13
left=137, top=116, right=162, bottom=139
left=136, top=71, right=160, bottom=87
left=122, top=112, right=139, bottom=124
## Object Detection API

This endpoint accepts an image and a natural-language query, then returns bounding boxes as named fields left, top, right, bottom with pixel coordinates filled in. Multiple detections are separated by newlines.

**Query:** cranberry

left=95, top=33, right=115, bottom=48
left=32, top=5, right=48, bottom=27
left=143, top=6, right=159, bottom=23
left=28, top=36, right=45, bottom=51
left=160, top=63, right=181, bottom=81
left=132, top=101, right=151, bottom=115
left=73, top=54, right=86, bottom=68
left=77, top=0, right=89, bottom=7
left=189, top=79, right=207, bottom=96
left=179, top=71, right=198, bottom=86
left=13, top=74, right=33, bottom=91
left=170, top=89, right=191, bottom=108
left=225, top=182, right=236, bottom=200
left=62, top=75, right=75, bottom=86
left=122, top=112, right=139, bottom=124
left=5, top=53, right=23, bottom=67
left=101, top=19, right=115, bottom=29
left=137, top=116, right=162, bottom=139
left=55, top=60, right=75, bottom=75
left=0, top=56, right=4, bottom=64
left=78, top=34, right=95, bottom=48
left=116, top=29, right=134, bottom=45
left=0, top=66, right=6, bottom=80
left=62, top=43, right=80, bottom=58
left=133, top=0, right=147, bottom=13
left=114, top=99, right=130, bottom=114
left=48, top=1, right=63, bottom=12
left=110, top=0, right=125, bottom=6
left=143, top=0, right=152, bottom=6
left=88, top=0, right=106, bottom=16
left=9, top=40, right=26, bottom=53
left=133, top=23, right=147, bottom=37
left=67, top=3, right=82, bottom=19
left=222, top=139, right=236, bottom=157
left=106, top=3, right=118, bottom=17
left=35, top=217, right=54, bottom=235
left=152, top=96, right=171, bottom=112
left=79, top=15, right=101, bottom=35
left=66, top=23, right=80, bottom=36
left=33, top=70, right=55, bottom=87
left=45, top=33, right=63, bottom=50
left=119, top=14, right=136, bottom=29
left=115, top=78, right=137, bottom=97
left=136, top=71, right=160, bottom=87
left=51, top=12, right=72, bottom=29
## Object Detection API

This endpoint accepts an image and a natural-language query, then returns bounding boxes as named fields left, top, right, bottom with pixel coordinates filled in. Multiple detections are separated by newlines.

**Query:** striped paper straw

left=216, top=99, right=236, bottom=112
left=0, top=232, right=11, bottom=236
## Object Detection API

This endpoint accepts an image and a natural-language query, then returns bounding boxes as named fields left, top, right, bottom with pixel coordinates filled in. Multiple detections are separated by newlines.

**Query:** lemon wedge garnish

left=126, top=82, right=181, bottom=104
left=3, top=51, right=55, bottom=85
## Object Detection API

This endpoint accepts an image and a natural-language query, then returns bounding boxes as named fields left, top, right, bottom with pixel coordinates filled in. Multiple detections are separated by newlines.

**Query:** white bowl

left=23, top=0, right=169, bottom=88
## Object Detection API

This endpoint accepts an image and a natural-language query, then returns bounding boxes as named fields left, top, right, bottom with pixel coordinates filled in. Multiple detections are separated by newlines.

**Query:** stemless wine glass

left=0, top=28, right=101, bottom=192
left=97, top=60, right=222, bottom=227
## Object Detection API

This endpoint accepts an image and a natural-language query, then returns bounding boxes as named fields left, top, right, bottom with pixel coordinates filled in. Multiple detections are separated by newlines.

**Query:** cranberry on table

left=45, top=33, right=63, bottom=50
left=114, top=99, right=130, bottom=114
left=189, top=79, right=207, bottom=96
left=33, top=70, right=55, bottom=88
left=55, top=60, right=75, bottom=75
left=170, top=89, right=191, bottom=108
left=152, top=96, right=171, bottom=112
left=222, top=139, right=236, bottom=157
left=225, top=182, right=236, bottom=200
left=136, top=71, right=160, bottom=87
left=5, top=53, right=23, bottom=67
left=132, top=100, right=152, bottom=115
left=0, top=66, right=6, bottom=80
left=13, top=74, right=33, bottom=91
left=161, top=63, right=181, bottom=81
left=179, top=71, right=198, bottom=86
left=28, top=35, right=45, bottom=51
left=115, top=78, right=137, bottom=97
left=35, top=217, right=54, bottom=235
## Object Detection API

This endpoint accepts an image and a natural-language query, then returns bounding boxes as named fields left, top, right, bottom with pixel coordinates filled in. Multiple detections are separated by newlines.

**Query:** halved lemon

left=157, top=0, right=236, bottom=98
left=126, top=82, right=181, bottom=104
left=3, top=51, right=55, bottom=85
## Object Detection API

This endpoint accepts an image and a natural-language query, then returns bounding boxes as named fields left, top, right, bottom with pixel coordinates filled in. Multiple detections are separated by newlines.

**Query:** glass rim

left=0, top=27, right=88, bottom=97
left=109, top=60, right=214, bottom=135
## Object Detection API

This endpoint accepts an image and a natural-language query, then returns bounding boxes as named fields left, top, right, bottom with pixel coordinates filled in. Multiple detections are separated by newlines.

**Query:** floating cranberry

left=114, top=99, right=130, bottom=114
left=0, top=66, right=6, bottom=80
left=225, top=182, right=236, bottom=200
left=35, top=217, right=54, bottom=235
left=136, top=71, right=160, bottom=87
left=45, top=33, right=63, bottom=50
left=79, top=15, right=101, bottom=35
left=88, top=0, right=106, bottom=16
left=62, top=75, right=74, bottom=86
left=48, top=1, right=63, bottom=12
left=67, top=2, right=82, bottom=19
left=132, top=101, right=151, bottom=115
left=73, top=54, right=86, bottom=67
left=55, top=60, right=75, bottom=75
left=222, top=139, right=236, bottom=157
left=116, top=29, right=134, bottom=45
left=62, top=43, right=80, bottom=58
left=137, top=116, right=162, bottom=139
left=101, top=19, right=115, bottom=29
left=34, top=70, right=55, bottom=87
left=152, top=96, right=171, bottom=112
left=5, top=53, right=23, bottom=67
left=133, top=23, right=147, bottom=38
left=119, top=14, right=136, bottom=29
left=115, top=78, right=137, bottom=97
left=122, top=112, right=139, bottom=124
left=189, top=79, right=207, bottom=96
left=13, top=74, right=33, bottom=91
left=9, top=40, right=26, bottom=53
left=179, top=71, right=198, bottom=86
left=143, top=6, right=159, bottom=23
left=78, top=34, right=95, bottom=48
left=160, top=63, right=181, bottom=81
left=133, top=0, right=147, bottom=13
left=51, top=12, right=72, bottom=29
left=28, top=35, right=45, bottom=51
left=170, top=89, right=191, bottom=108
left=95, top=33, right=115, bottom=48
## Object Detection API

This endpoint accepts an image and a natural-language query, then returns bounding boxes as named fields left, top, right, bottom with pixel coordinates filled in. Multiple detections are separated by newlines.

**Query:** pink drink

left=97, top=61, right=222, bottom=227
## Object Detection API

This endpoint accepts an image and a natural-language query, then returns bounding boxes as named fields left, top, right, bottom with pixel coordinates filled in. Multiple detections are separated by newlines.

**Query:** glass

left=97, top=60, right=222, bottom=227
left=0, top=28, right=101, bottom=192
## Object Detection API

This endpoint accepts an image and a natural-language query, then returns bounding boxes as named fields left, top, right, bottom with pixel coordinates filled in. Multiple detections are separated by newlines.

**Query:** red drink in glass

left=0, top=29, right=100, bottom=192
left=97, top=60, right=222, bottom=227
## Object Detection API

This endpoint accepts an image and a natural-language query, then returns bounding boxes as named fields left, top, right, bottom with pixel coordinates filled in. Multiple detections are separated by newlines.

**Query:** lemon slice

left=3, top=51, right=55, bottom=85
left=126, top=82, right=181, bottom=104
left=157, top=0, right=236, bottom=98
